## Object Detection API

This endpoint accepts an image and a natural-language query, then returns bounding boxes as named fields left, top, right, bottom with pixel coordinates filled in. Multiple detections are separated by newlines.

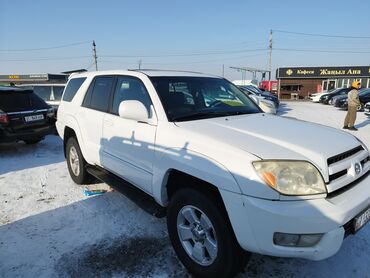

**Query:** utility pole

left=138, top=60, right=142, bottom=69
left=268, top=30, right=272, bottom=80
left=92, top=40, right=98, bottom=71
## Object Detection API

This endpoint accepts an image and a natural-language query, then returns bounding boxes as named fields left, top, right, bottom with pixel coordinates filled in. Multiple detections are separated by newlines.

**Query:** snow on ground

left=0, top=101, right=369, bottom=278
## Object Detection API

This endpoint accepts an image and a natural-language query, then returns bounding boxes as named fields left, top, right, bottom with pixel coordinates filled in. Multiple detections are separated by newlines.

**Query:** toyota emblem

left=354, top=162, right=362, bottom=175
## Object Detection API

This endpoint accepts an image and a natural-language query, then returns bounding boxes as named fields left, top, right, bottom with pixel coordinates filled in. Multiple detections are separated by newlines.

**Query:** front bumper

left=220, top=172, right=370, bottom=260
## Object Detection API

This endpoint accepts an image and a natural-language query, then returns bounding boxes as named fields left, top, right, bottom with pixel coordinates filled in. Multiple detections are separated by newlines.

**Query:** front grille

left=327, top=146, right=364, bottom=166
left=327, top=169, right=370, bottom=198
left=361, top=156, right=370, bottom=166
left=329, top=169, right=347, bottom=182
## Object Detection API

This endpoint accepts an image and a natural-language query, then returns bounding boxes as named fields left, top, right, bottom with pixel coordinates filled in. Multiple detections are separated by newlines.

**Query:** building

left=276, top=66, right=370, bottom=99
left=0, top=73, right=67, bottom=86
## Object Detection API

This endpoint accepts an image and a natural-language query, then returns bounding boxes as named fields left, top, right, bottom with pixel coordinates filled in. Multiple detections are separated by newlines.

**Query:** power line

left=273, top=29, right=370, bottom=39
left=0, top=55, right=91, bottom=61
left=274, top=48, right=370, bottom=54
left=0, top=41, right=91, bottom=52
left=99, top=52, right=268, bottom=66
left=100, top=48, right=267, bottom=58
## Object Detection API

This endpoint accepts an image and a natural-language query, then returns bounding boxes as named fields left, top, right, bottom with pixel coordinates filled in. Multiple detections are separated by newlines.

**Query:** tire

left=24, top=138, right=43, bottom=144
left=65, top=137, right=91, bottom=184
left=167, top=188, right=249, bottom=278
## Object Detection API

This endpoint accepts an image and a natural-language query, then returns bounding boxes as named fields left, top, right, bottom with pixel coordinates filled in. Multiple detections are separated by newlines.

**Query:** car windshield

left=150, top=77, right=261, bottom=121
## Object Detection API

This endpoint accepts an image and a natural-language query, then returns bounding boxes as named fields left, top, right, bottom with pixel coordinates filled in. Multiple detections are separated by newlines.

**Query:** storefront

left=0, top=73, right=67, bottom=86
left=276, top=66, right=370, bottom=100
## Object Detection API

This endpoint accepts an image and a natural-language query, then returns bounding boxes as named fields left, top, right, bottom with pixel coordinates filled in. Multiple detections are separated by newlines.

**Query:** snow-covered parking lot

left=1, top=101, right=370, bottom=278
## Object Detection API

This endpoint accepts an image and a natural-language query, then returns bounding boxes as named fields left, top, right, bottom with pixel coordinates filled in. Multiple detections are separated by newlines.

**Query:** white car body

left=56, top=70, right=370, bottom=263
left=310, top=92, right=328, bottom=102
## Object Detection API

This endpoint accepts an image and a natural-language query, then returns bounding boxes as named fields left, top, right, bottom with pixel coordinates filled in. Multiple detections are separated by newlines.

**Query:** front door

left=101, top=76, right=157, bottom=194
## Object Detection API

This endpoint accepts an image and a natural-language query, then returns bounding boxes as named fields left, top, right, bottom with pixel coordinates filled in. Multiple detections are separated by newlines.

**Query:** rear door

left=77, top=76, right=114, bottom=165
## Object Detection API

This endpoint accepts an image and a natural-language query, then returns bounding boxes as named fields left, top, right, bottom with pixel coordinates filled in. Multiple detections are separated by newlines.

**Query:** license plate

left=24, top=114, right=44, bottom=122
left=354, top=206, right=370, bottom=232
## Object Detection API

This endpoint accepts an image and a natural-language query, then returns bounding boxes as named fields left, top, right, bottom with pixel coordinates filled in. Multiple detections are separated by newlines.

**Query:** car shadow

left=0, top=135, right=64, bottom=175
left=0, top=191, right=188, bottom=278
left=356, top=118, right=370, bottom=128
left=276, top=102, right=292, bottom=116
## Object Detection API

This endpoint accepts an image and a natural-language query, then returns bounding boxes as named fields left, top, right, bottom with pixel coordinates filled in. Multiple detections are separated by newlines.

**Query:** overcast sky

left=1, top=0, right=370, bottom=81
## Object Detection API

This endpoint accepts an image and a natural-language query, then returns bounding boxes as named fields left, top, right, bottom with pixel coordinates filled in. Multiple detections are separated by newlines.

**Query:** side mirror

left=118, top=100, right=149, bottom=122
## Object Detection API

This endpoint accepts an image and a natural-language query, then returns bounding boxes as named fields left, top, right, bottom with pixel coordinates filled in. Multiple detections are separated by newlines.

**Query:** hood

left=176, top=113, right=360, bottom=180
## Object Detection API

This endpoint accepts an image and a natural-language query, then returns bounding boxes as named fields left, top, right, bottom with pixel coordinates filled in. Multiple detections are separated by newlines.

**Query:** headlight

left=252, top=160, right=326, bottom=196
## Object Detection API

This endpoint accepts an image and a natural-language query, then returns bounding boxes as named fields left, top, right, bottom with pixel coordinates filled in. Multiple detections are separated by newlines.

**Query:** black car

left=332, top=94, right=348, bottom=107
left=239, top=85, right=279, bottom=108
left=336, top=88, right=370, bottom=110
left=0, top=87, right=56, bottom=144
left=319, top=87, right=350, bottom=104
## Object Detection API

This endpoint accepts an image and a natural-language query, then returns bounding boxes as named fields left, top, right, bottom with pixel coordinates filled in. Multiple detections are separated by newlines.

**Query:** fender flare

left=62, top=114, right=94, bottom=165
left=152, top=147, right=242, bottom=206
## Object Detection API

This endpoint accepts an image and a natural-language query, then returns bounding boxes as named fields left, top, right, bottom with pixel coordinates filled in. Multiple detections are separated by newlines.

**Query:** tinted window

left=150, top=77, right=261, bottom=121
left=33, top=86, right=52, bottom=101
left=53, top=86, right=65, bottom=101
left=89, top=77, right=114, bottom=112
left=112, top=76, right=152, bottom=115
left=62, top=77, right=86, bottom=102
left=0, top=90, right=49, bottom=112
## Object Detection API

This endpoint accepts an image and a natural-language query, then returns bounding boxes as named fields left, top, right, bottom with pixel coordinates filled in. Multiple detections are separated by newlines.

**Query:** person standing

left=343, top=81, right=361, bottom=131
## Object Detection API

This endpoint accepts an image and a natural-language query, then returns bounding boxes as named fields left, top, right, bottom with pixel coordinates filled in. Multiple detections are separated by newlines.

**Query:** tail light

left=0, top=110, right=9, bottom=125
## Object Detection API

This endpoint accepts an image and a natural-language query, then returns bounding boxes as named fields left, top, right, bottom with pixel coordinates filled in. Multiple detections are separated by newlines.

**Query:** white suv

left=57, top=70, right=370, bottom=278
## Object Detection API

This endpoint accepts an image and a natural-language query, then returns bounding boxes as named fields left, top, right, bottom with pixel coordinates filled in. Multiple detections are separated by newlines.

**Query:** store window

left=280, top=85, right=303, bottom=91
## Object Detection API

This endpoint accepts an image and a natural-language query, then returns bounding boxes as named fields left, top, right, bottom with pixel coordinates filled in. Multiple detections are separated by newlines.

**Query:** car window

left=52, top=86, right=65, bottom=101
left=86, top=76, right=114, bottom=112
left=111, top=76, right=152, bottom=115
left=33, top=86, right=52, bottom=101
left=63, top=77, right=86, bottom=102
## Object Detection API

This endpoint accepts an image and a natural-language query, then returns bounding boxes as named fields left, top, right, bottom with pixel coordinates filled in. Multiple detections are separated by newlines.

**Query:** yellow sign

left=8, top=75, right=20, bottom=79
left=286, top=69, right=293, bottom=76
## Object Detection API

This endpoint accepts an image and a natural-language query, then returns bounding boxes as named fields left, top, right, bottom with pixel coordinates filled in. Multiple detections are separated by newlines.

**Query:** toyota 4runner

left=56, top=70, right=370, bottom=278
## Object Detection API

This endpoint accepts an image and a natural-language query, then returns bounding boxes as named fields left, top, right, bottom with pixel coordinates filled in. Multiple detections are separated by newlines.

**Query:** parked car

left=239, top=85, right=279, bottom=108
left=0, top=86, right=56, bottom=144
left=333, top=94, right=348, bottom=108
left=336, top=88, right=370, bottom=111
left=310, top=92, right=326, bottom=103
left=319, top=87, right=350, bottom=104
left=239, top=87, right=277, bottom=114
left=364, top=102, right=370, bottom=116
left=57, top=70, right=370, bottom=278
left=17, top=84, right=65, bottom=108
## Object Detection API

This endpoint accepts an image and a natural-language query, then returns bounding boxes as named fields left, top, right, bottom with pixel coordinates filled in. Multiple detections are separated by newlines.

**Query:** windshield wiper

left=172, top=111, right=251, bottom=122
